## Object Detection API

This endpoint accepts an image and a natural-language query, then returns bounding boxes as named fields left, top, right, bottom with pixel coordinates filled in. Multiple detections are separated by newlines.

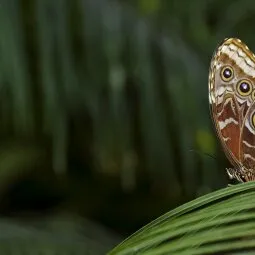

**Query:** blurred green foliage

left=0, top=0, right=254, bottom=253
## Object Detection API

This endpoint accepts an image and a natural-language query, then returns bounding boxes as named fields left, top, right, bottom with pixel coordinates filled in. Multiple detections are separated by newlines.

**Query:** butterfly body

left=209, top=38, right=255, bottom=182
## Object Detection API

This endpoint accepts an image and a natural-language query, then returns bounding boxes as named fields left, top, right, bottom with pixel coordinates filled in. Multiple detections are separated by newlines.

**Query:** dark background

left=0, top=0, right=253, bottom=252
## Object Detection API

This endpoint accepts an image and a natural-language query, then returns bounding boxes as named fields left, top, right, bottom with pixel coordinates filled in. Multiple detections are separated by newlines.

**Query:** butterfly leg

left=226, top=166, right=255, bottom=182
left=226, top=167, right=244, bottom=183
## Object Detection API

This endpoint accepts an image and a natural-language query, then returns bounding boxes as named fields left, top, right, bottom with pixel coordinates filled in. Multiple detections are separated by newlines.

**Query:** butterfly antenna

left=189, top=149, right=217, bottom=161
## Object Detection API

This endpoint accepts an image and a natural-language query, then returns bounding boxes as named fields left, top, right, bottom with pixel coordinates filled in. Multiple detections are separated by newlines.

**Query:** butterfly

left=209, top=38, right=255, bottom=182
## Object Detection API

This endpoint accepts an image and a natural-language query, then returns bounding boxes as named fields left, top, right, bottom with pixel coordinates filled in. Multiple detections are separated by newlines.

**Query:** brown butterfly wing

left=210, top=93, right=241, bottom=167
left=209, top=39, right=243, bottom=169
left=209, top=38, right=255, bottom=180
left=240, top=102, right=255, bottom=180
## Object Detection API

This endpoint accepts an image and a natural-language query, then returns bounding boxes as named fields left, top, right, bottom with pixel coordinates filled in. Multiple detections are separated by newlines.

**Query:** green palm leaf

left=108, top=182, right=255, bottom=254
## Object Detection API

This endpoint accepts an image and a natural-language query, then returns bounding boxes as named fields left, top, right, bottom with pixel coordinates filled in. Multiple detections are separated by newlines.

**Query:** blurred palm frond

left=0, top=0, right=227, bottom=193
